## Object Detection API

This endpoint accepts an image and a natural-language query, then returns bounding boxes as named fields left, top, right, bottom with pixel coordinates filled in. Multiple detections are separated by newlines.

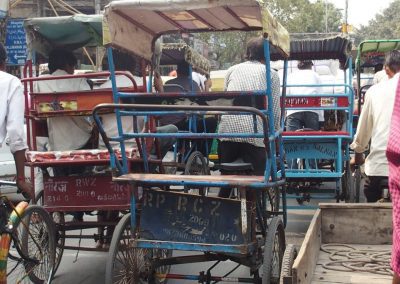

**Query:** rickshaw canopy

left=271, top=34, right=352, bottom=67
left=103, top=0, right=290, bottom=62
left=24, top=14, right=103, bottom=56
left=160, top=43, right=210, bottom=75
left=356, top=39, right=400, bottom=69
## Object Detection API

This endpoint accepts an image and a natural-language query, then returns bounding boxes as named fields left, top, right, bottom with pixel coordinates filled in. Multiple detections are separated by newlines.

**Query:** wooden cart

left=283, top=203, right=393, bottom=284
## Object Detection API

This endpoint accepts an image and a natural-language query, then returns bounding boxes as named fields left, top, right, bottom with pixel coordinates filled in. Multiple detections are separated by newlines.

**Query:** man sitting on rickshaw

left=218, top=36, right=281, bottom=197
left=161, top=61, right=217, bottom=158
left=34, top=49, right=93, bottom=156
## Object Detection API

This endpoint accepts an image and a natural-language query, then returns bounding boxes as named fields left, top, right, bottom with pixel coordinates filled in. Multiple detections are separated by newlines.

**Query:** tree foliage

left=196, top=0, right=343, bottom=69
left=353, top=0, right=400, bottom=46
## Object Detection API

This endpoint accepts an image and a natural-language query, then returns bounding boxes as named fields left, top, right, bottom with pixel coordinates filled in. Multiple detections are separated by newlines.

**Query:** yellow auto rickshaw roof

left=103, top=0, right=290, bottom=62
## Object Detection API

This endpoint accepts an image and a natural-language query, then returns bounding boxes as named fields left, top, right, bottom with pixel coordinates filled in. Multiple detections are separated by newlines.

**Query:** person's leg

left=240, top=143, right=266, bottom=176
left=218, top=141, right=239, bottom=198
left=196, top=117, right=218, bottom=157
left=393, top=273, right=400, bottom=284
left=303, top=112, right=320, bottom=169
left=303, top=112, right=319, bottom=130
left=154, top=124, right=179, bottom=158
left=285, top=113, right=302, bottom=169
left=364, top=176, right=385, bottom=202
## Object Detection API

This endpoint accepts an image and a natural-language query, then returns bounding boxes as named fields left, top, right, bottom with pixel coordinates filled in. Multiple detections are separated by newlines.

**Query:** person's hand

left=153, top=72, right=164, bottom=92
left=350, top=154, right=365, bottom=173
left=204, top=79, right=212, bottom=91
left=17, top=179, right=34, bottom=200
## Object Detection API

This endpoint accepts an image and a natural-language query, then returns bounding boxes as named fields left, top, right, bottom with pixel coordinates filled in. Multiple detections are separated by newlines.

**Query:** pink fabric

left=387, top=76, right=400, bottom=275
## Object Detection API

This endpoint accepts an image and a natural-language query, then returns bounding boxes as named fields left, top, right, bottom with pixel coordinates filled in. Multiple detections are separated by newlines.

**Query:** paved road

left=51, top=197, right=324, bottom=284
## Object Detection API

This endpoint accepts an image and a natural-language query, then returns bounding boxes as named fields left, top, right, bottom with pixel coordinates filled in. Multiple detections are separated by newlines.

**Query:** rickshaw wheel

left=184, top=151, right=210, bottom=196
left=105, top=213, right=171, bottom=284
left=261, top=217, right=285, bottom=284
left=342, top=161, right=355, bottom=202
left=35, top=190, right=65, bottom=273
left=279, top=244, right=297, bottom=284
left=52, top=212, right=65, bottom=274
left=19, top=205, right=56, bottom=283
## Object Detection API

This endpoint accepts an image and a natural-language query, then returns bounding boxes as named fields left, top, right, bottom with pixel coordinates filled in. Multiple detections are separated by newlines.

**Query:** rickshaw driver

left=0, top=43, right=33, bottom=199
left=159, top=61, right=218, bottom=158
left=217, top=36, right=281, bottom=198
left=350, top=50, right=400, bottom=202
left=34, top=49, right=93, bottom=155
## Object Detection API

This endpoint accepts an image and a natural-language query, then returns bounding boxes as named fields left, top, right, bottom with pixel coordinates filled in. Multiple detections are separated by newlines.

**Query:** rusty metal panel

left=43, top=175, right=130, bottom=210
left=140, top=189, right=250, bottom=245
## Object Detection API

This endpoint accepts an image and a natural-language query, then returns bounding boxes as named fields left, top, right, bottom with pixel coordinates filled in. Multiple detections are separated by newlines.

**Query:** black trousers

left=218, top=141, right=266, bottom=198
left=364, top=175, right=388, bottom=202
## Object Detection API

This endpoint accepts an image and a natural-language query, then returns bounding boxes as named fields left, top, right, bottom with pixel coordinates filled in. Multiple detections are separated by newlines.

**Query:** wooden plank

left=114, top=173, right=265, bottom=187
left=311, top=274, right=391, bottom=284
left=321, top=207, right=392, bottom=245
left=292, top=209, right=322, bottom=284
left=319, top=203, right=392, bottom=209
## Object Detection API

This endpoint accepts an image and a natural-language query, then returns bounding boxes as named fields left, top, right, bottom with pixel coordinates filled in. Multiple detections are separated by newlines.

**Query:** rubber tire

left=279, top=244, right=297, bottom=284
left=20, top=205, right=56, bottom=283
left=105, top=213, right=171, bottom=284
left=52, top=212, right=65, bottom=275
left=184, top=150, right=209, bottom=196
left=33, top=189, right=65, bottom=274
left=262, top=217, right=286, bottom=284
left=342, top=161, right=354, bottom=202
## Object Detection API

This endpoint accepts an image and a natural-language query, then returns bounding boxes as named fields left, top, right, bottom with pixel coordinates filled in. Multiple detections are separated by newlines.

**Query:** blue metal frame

left=93, top=39, right=287, bottom=268
left=282, top=57, right=355, bottom=205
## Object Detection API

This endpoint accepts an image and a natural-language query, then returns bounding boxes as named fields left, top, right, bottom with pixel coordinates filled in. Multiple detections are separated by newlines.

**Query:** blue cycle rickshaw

left=275, top=35, right=355, bottom=205
left=93, top=0, right=290, bottom=283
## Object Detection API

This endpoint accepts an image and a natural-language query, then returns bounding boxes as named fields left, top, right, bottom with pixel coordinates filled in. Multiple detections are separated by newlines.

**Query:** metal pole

left=94, top=0, right=103, bottom=70
left=344, top=0, right=349, bottom=34
left=325, top=0, right=328, bottom=33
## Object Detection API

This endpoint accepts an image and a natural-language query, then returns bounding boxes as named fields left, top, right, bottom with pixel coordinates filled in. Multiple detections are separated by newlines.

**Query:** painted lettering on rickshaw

left=285, top=97, right=309, bottom=106
left=314, top=143, right=337, bottom=158
left=75, top=177, right=97, bottom=187
left=44, top=181, right=67, bottom=193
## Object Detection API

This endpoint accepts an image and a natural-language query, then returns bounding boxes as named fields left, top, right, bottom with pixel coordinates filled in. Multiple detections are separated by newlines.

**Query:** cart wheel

left=105, top=213, right=171, bottom=284
left=262, top=217, right=285, bottom=284
left=342, top=161, right=355, bottom=202
left=9, top=205, right=56, bottom=284
left=34, top=190, right=65, bottom=273
left=184, top=151, right=209, bottom=196
left=279, top=244, right=297, bottom=284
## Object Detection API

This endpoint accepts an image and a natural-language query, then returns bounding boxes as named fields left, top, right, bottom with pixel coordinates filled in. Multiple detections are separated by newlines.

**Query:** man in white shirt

left=34, top=49, right=93, bottom=152
left=350, top=50, right=400, bottom=202
left=285, top=60, right=323, bottom=169
left=0, top=43, right=32, bottom=199
left=286, top=60, right=323, bottom=131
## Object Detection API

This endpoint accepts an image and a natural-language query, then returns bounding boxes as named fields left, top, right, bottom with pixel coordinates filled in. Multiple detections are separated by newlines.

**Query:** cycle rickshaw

left=22, top=14, right=148, bottom=277
left=95, top=0, right=290, bottom=283
left=275, top=35, right=355, bottom=205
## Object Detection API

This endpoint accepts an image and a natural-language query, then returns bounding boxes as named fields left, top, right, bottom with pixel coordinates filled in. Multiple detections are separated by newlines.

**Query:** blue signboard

left=5, top=19, right=27, bottom=65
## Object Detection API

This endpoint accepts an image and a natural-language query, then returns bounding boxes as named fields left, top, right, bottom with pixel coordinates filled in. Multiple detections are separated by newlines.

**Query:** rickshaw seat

left=217, top=162, right=253, bottom=172
left=25, top=148, right=138, bottom=165
left=283, top=131, right=350, bottom=136
left=114, top=173, right=266, bottom=188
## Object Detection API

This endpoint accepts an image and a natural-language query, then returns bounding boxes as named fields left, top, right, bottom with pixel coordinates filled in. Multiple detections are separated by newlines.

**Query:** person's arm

left=6, top=79, right=33, bottom=198
left=349, top=87, right=374, bottom=170
left=153, top=72, right=164, bottom=92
